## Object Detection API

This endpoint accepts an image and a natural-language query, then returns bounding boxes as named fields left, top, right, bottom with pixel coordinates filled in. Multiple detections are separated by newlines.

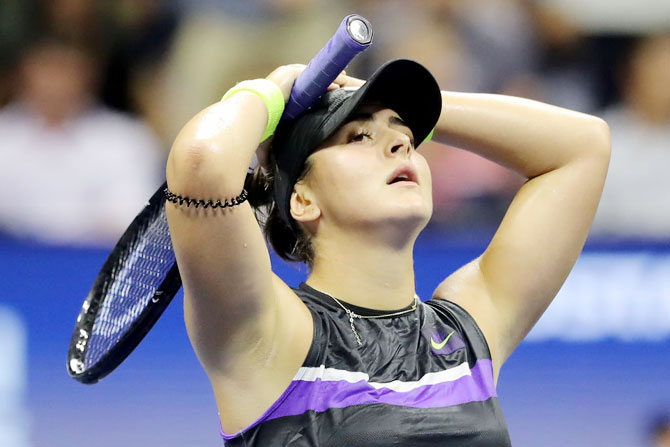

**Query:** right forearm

left=166, top=91, right=268, bottom=197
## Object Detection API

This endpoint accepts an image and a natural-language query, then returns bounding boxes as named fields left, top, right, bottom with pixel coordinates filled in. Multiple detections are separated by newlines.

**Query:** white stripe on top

left=294, top=362, right=472, bottom=393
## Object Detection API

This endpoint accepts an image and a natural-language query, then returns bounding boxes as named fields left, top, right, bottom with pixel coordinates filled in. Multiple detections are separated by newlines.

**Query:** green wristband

left=222, top=79, right=285, bottom=142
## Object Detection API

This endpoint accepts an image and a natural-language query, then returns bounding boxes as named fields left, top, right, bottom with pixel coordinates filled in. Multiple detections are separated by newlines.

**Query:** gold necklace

left=324, top=291, right=420, bottom=346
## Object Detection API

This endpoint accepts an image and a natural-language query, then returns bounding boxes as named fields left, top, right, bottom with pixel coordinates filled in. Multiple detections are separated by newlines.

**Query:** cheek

left=308, top=150, right=384, bottom=222
left=307, top=150, right=434, bottom=222
left=413, top=153, right=433, bottom=203
left=311, top=150, right=378, bottom=195
left=416, top=155, right=432, bottom=190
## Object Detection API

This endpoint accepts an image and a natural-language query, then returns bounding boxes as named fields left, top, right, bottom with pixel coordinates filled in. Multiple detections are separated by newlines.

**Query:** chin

left=334, top=187, right=433, bottom=234
left=382, top=201, right=433, bottom=231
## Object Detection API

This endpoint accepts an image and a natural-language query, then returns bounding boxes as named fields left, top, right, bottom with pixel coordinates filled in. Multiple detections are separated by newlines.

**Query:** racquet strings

left=80, top=202, right=176, bottom=370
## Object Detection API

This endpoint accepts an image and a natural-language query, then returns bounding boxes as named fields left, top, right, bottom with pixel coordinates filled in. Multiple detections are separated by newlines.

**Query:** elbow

left=591, top=117, right=611, bottom=159
left=166, top=136, right=240, bottom=194
left=166, top=140, right=209, bottom=190
left=170, top=139, right=211, bottom=174
left=166, top=107, right=259, bottom=198
left=568, top=115, right=611, bottom=167
left=168, top=121, right=237, bottom=175
left=581, top=116, right=611, bottom=162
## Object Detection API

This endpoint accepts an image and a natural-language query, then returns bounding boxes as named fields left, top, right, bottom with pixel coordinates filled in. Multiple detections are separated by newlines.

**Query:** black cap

left=272, top=58, right=442, bottom=228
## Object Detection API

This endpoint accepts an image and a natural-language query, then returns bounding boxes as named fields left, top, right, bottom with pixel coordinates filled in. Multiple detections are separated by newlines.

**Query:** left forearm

left=433, top=91, right=610, bottom=179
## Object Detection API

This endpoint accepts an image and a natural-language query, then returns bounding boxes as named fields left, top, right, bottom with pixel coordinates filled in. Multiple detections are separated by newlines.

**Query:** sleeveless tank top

left=220, top=283, right=511, bottom=446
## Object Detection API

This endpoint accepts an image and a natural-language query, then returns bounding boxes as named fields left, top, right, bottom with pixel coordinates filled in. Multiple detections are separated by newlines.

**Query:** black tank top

left=220, top=283, right=511, bottom=446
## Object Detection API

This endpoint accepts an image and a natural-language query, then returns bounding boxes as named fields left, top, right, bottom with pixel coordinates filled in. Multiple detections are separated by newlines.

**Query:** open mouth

left=387, top=165, right=418, bottom=185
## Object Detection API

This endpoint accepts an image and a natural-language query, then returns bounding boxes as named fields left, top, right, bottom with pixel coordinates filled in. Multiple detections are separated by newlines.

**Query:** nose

left=385, top=130, right=412, bottom=158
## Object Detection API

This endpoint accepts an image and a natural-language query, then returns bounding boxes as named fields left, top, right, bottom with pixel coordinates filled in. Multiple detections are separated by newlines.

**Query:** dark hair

left=244, top=153, right=314, bottom=268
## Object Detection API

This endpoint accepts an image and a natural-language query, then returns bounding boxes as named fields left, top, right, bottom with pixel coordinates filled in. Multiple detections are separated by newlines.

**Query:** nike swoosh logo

left=431, top=331, right=455, bottom=350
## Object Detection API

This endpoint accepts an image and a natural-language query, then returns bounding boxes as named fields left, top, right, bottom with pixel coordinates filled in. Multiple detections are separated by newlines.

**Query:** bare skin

left=299, top=105, right=431, bottom=311
left=166, top=65, right=610, bottom=433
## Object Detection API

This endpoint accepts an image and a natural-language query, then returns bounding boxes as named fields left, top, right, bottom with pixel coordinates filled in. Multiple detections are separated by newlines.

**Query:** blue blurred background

left=1, top=0, right=669, bottom=446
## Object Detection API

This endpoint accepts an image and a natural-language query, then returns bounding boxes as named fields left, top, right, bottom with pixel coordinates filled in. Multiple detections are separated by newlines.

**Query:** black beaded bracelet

left=164, top=186, right=249, bottom=209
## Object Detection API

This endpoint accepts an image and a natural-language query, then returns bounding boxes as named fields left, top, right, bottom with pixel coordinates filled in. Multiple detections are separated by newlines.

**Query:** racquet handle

left=283, top=14, right=373, bottom=120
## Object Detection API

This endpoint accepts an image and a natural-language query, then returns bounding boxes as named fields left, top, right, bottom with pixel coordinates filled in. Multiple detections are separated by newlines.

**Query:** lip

left=386, top=164, right=419, bottom=186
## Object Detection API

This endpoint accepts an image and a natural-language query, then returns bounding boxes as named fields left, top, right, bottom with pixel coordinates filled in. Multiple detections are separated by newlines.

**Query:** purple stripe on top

left=220, top=377, right=305, bottom=440
left=266, top=359, right=496, bottom=422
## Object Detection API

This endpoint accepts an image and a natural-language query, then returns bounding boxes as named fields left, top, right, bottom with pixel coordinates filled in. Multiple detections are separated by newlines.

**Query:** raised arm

left=431, top=92, right=611, bottom=378
left=165, top=66, right=314, bottom=378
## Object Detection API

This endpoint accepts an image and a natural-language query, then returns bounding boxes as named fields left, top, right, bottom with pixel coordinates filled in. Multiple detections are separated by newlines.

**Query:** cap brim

left=319, top=58, right=442, bottom=147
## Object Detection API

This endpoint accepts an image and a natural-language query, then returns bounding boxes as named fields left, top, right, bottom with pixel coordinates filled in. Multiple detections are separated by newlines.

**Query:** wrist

left=222, top=79, right=285, bottom=141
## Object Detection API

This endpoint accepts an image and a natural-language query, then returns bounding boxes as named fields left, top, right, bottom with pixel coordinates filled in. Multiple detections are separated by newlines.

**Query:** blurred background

left=0, top=0, right=669, bottom=445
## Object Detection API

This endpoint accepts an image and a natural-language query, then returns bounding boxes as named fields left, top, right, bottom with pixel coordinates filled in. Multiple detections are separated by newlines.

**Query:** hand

left=265, top=64, right=307, bottom=103
left=258, top=66, right=365, bottom=170
left=265, top=64, right=365, bottom=103
left=329, top=72, right=365, bottom=89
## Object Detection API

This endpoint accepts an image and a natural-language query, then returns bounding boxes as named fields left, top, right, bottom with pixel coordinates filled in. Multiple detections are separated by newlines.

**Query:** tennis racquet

left=67, top=14, right=373, bottom=384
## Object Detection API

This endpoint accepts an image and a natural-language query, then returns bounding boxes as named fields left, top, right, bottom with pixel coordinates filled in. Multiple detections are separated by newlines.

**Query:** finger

left=333, top=73, right=365, bottom=88
left=334, top=70, right=348, bottom=83
left=333, top=73, right=348, bottom=85
left=343, top=75, right=365, bottom=87
left=269, top=63, right=306, bottom=78
left=327, top=82, right=340, bottom=91
left=286, top=63, right=307, bottom=70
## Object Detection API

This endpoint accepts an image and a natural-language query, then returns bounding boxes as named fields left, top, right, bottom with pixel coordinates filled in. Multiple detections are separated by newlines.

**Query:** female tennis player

left=165, top=59, right=610, bottom=446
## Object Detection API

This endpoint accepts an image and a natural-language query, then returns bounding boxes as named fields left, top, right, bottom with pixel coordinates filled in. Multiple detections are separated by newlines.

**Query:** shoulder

left=424, top=298, right=493, bottom=362
left=289, top=283, right=338, bottom=366
left=432, top=258, right=504, bottom=382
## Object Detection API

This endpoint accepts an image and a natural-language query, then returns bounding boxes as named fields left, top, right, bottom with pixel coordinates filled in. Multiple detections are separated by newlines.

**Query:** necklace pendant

left=351, top=323, right=362, bottom=346
left=347, top=315, right=363, bottom=346
left=322, top=288, right=420, bottom=348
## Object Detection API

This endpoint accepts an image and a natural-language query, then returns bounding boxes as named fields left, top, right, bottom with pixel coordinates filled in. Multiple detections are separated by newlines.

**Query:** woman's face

left=292, top=104, right=433, bottom=236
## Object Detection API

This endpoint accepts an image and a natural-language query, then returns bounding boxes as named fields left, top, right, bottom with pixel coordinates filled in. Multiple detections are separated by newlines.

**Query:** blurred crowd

left=651, top=414, right=670, bottom=447
left=0, top=0, right=669, bottom=246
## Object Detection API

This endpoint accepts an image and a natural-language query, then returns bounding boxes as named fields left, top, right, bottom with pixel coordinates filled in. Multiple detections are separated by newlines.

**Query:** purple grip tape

left=283, top=14, right=373, bottom=120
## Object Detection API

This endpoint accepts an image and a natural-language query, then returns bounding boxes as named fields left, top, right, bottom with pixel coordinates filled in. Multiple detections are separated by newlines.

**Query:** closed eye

left=348, top=130, right=372, bottom=143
